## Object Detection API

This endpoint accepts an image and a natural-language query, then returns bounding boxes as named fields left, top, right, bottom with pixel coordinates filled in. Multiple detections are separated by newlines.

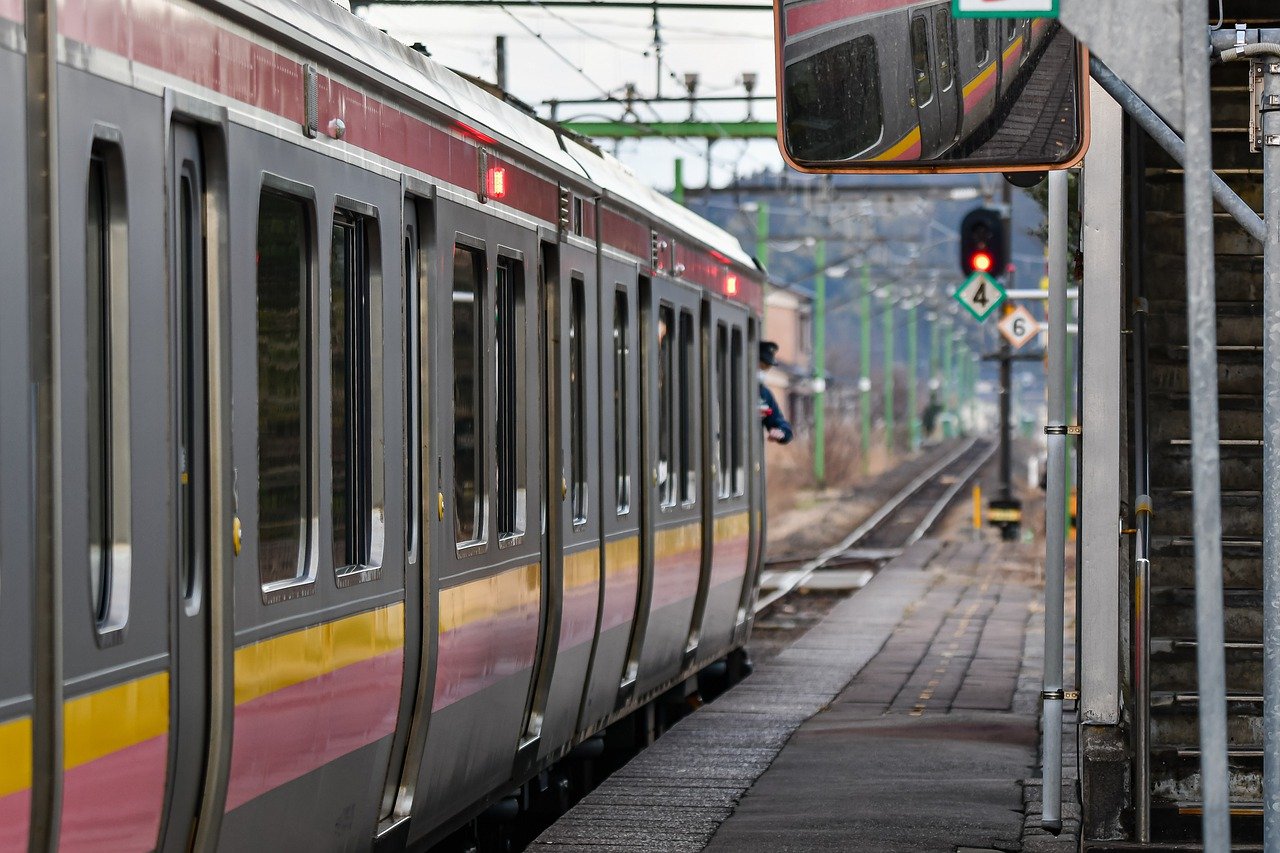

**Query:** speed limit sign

left=998, top=303, right=1040, bottom=349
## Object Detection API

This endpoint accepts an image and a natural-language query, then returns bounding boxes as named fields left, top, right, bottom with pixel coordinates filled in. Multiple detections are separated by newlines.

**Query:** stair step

left=1149, top=359, right=1262, bottom=397
left=1144, top=307, right=1263, bottom=349
left=1145, top=169, right=1262, bottom=214
left=1148, top=403, right=1260, bottom=446
left=1151, top=703, right=1262, bottom=750
left=1143, top=252, right=1264, bottom=303
left=1152, top=746, right=1263, bottom=803
left=1142, top=211, right=1263, bottom=257
left=1150, top=588, right=1261, bottom=643
left=1144, top=447, right=1262, bottom=492
left=1146, top=494, right=1262, bottom=541
left=1149, top=640, right=1262, bottom=694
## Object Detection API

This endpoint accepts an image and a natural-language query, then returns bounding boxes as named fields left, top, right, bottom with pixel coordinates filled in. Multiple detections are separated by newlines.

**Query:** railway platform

left=532, top=535, right=1075, bottom=853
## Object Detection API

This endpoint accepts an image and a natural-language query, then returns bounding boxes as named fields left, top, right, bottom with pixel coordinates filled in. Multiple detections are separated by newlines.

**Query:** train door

left=520, top=231, right=602, bottom=765
left=931, top=6, right=962, bottom=150
left=375, top=193, right=433, bottom=840
left=735, top=315, right=765, bottom=640
left=578, top=259, right=642, bottom=730
left=909, top=9, right=944, bottom=158
left=692, top=300, right=753, bottom=663
left=159, top=121, right=214, bottom=853
left=634, top=276, right=704, bottom=697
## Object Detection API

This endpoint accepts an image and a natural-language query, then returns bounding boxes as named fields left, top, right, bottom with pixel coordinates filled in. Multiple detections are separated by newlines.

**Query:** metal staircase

left=1133, top=3, right=1275, bottom=841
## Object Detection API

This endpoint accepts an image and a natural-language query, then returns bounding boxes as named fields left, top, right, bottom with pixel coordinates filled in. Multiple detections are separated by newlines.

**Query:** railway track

left=753, top=437, right=996, bottom=614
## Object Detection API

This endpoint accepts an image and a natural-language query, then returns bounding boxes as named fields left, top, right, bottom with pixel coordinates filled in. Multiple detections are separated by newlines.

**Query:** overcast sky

left=355, top=2, right=785, bottom=188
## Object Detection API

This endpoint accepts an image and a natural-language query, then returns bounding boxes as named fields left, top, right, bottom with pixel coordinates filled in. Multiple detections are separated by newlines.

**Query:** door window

left=452, top=244, right=486, bottom=547
left=496, top=255, right=527, bottom=539
left=910, top=15, right=934, bottom=106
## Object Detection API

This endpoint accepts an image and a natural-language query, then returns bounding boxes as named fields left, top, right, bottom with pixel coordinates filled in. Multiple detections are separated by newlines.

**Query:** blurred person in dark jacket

left=758, top=341, right=793, bottom=444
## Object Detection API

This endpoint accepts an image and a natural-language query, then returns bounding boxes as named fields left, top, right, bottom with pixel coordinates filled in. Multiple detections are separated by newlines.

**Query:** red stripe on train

left=786, top=0, right=912, bottom=36
left=225, top=650, right=403, bottom=812
left=432, top=602, right=540, bottom=711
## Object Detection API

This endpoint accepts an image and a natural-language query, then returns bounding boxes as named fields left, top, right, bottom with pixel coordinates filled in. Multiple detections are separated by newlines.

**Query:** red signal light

left=970, top=250, right=994, bottom=273
left=486, top=166, right=507, bottom=199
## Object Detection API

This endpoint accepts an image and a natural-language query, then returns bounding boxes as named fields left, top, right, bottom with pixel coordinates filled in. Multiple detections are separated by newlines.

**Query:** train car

left=0, top=1, right=768, bottom=850
left=778, top=0, right=1063, bottom=163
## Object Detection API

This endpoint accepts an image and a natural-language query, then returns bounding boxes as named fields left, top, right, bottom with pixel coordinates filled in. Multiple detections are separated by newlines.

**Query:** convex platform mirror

left=774, top=1, right=1088, bottom=173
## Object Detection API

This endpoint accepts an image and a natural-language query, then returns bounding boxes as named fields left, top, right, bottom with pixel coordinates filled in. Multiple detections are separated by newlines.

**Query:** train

left=778, top=0, right=1064, bottom=164
left=0, top=0, right=769, bottom=850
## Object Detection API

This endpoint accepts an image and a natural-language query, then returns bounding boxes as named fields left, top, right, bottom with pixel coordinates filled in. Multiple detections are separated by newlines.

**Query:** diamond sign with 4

left=953, top=271, right=1006, bottom=322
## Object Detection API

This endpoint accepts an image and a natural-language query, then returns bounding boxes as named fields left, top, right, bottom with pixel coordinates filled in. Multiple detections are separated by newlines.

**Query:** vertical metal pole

left=999, top=330, right=1012, bottom=499
left=883, top=291, right=894, bottom=453
left=814, top=240, right=826, bottom=487
left=944, top=326, right=955, bottom=427
left=860, top=264, right=872, bottom=473
left=1260, top=53, right=1280, bottom=853
left=673, top=158, right=685, bottom=206
left=1041, top=169, right=1068, bottom=835
left=495, top=34, right=508, bottom=91
left=755, top=202, right=769, bottom=269
left=908, top=302, right=920, bottom=452
left=1182, top=2, right=1231, bottom=847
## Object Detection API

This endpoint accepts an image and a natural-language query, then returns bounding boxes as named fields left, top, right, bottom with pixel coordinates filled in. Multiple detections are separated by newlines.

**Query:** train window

left=497, top=256, right=527, bottom=540
left=573, top=197, right=585, bottom=237
left=404, top=226, right=421, bottom=564
left=910, top=15, right=933, bottom=107
left=257, top=190, right=315, bottom=590
left=657, top=303, right=675, bottom=508
left=569, top=274, right=588, bottom=525
left=784, top=36, right=882, bottom=161
left=330, top=209, right=384, bottom=581
left=452, top=244, right=486, bottom=547
left=731, top=326, right=745, bottom=496
left=715, top=322, right=730, bottom=500
left=613, top=289, right=631, bottom=516
left=934, top=8, right=954, bottom=92
left=974, top=19, right=990, bottom=65
left=678, top=309, right=695, bottom=505
left=86, top=147, right=131, bottom=631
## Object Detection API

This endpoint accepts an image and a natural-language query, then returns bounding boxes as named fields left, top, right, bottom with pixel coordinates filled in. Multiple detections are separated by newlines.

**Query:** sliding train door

left=409, top=197, right=543, bottom=834
left=578, top=258, right=642, bottom=730
left=520, top=232, right=603, bottom=765
left=634, top=276, right=704, bottom=697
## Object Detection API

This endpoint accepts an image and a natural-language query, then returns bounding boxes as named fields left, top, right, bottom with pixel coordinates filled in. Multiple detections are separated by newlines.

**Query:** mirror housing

left=773, top=3, right=1089, bottom=173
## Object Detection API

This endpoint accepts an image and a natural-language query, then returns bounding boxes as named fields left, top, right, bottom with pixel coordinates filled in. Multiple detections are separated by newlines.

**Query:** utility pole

left=859, top=265, right=873, bottom=474
left=943, top=325, right=955, bottom=437
left=991, top=179, right=1021, bottom=541
left=495, top=35, right=507, bottom=91
left=814, top=240, right=826, bottom=487
left=755, top=202, right=769, bottom=269
left=883, top=291, right=895, bottom=453
left=908, top=301, right=919, bottom=452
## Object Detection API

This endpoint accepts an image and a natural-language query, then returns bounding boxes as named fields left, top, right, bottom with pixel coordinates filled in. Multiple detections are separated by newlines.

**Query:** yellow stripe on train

left=234, top=602, right=405, bottom=706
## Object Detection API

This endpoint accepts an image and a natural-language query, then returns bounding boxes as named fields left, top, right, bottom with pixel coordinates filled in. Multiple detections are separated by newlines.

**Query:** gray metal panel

left=1061, top=0, right=1183, bottom=131
left=1079, top=78, right=1124, bottom=726
left=0, top=37, right=33, bottom=749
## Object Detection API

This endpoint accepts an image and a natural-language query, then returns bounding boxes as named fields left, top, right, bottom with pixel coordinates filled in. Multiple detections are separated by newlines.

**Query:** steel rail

left=753, top=437, right=993, bottom=614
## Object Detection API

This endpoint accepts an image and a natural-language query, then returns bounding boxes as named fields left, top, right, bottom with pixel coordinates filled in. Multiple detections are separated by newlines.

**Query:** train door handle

left=438, top=492, right=445, bottom=521
left=562, top=478, right=567, bottom=500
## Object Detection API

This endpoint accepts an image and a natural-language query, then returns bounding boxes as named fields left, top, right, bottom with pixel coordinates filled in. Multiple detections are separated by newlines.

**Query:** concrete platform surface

left=532, top=537, right=1065, bottom=853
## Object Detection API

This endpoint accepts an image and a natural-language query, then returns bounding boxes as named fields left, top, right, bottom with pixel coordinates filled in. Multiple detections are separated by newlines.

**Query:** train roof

left=246, top=0, right=757, bottom=272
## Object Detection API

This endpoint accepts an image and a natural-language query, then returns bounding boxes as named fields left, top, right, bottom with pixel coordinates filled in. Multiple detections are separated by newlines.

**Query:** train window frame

left=715, top=321, right=730, bottom=501
left=678, top=308, right=696, bottom=507
left=934, top=7, right=955, bottom=93
left=657, top=302, right=676, bottom=509
left=730, top=325, right=745, bottom=497
left=569, top=273, right=588, bottom=527
left=256, top=182, right=320, bottom=602
left=613, top=287, right=632, bottom=517
left=86, top=137, right=132, bottom=640
left=452, top=237, right=488, bottom=555
left=403, top=220, right=422, bottom=566
left=910, top=14, right=934, bottom=108
left=974, top=19, right=991, bottom=66
left=329, top=202, right=386, bottom=587
left=783, top=35, right=884, bottom=163
left=496, top=250, right=528, bottom=545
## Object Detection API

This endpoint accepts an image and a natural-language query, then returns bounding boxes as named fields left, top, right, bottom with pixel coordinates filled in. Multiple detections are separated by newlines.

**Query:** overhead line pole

left=354, top=0, right=773, bottom=9
left=860, top=264, right=872, bottom=475
left=814, top=240, right=827, bottom=488
left=883, top=291, right=894, bottom=454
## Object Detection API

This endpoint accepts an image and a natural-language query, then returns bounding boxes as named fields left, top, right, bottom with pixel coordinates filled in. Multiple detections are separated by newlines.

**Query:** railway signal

left=959, top=207, right=1006, bottom=278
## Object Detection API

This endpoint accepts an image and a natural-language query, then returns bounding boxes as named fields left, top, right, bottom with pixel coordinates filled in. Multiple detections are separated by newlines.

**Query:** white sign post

left=997, top=303, right=1040, bottom=349
left=953, top=271, right=1006, bottom=322
left=953, top=0, right=1058, bottom=17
